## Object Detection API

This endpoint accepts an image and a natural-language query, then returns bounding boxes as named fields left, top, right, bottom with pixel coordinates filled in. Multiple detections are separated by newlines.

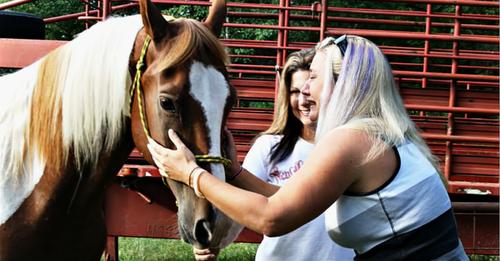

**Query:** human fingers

left=147, top=139, right=169, bottom=159
left=148, top=142, right=195, bottom=185
left=147, top=144, right=169, bottom=169
left=147, top=143, right=174, bottom=176
left=193, top=248, right=218, bottom=261
left=194, top=253, right=216, bottom=261
left=167, top=129, right=197, bottom=165
left=168, top=129, right=186, bottom=149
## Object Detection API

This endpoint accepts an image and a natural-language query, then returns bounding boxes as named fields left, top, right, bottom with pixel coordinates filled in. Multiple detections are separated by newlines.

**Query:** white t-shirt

left=243, top=135, right=355, bottom=261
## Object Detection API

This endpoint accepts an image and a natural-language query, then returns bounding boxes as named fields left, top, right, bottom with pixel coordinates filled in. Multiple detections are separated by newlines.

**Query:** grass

left=111, top=238, right=499, bottom=261
left=470, top=255, right=500, bottom=261
left=115, top=237, right=258, bottom=261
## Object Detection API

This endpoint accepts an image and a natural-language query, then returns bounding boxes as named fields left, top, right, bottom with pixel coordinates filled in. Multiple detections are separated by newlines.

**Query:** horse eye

left=160, top=97, right=176, bottom=113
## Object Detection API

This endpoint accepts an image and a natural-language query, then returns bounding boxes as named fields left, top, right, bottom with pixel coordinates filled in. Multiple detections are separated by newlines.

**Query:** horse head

left=130, top=0, right=243, bottom=249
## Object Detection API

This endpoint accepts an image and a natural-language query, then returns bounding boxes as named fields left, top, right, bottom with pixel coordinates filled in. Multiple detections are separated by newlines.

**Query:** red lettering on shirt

left=269, top=160, right=304, bottom=181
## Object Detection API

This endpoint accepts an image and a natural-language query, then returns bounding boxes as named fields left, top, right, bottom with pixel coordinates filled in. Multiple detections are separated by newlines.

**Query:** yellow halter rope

left=130, top=35, right=232, bottom=168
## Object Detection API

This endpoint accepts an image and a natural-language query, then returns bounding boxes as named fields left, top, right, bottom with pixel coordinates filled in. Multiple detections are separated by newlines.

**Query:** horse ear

left=203, top=0, right=226, bottom=37
left=139, top=0, right=169, bottom=40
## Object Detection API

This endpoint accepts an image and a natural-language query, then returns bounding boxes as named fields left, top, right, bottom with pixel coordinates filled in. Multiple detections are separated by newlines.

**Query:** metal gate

left=0, top=0, right=498, bottom=256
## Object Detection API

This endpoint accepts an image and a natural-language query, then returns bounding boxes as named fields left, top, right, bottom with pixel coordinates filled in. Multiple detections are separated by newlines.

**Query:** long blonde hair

left=315, top=35, right=439, bottom=170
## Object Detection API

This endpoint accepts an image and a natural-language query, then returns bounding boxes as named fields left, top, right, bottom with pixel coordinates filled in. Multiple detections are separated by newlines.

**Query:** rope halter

left=129, top=35, right=232, bottom=169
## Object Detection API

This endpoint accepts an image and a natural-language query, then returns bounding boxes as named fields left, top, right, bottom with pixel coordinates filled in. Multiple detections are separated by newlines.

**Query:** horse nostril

left=194, top=219, right=213, bottom=246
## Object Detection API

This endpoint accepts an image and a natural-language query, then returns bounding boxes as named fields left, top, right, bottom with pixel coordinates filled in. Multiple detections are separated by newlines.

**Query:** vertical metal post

left=97, top=0, right=102, bottom=20
left=104, top=236, right=118, bottom=261
left=83, top=0, right=90, bottom=29
left=420, top=3, right=432, bottom=118
left=444, top=4, right=461, bottom=182
left=102, top=0, right=110, bottom=20
left=320, top=0, right=327, bottom=41
left=274, top=0, right=286, bottom=115
left=282, top=0, right=290, bottom=65
left=422, top=4, right=431, bottom=89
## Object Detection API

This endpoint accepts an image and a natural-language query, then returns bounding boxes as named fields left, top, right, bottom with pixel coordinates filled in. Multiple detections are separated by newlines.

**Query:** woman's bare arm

left=149, top=128, right=369, bottom=236
left=228, top=169, right=279, bottom=197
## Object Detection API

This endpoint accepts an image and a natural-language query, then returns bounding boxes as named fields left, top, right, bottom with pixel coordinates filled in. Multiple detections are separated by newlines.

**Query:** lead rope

left=130, top=36, right=232, bottom=188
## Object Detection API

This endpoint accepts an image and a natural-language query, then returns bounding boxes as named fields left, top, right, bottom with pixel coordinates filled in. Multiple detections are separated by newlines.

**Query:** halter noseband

left=129, top=35, right=231, bottom=168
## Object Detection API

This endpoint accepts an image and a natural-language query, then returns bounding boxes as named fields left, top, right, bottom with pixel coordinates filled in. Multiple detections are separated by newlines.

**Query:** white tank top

left=325, top=141, right=467, bottom=260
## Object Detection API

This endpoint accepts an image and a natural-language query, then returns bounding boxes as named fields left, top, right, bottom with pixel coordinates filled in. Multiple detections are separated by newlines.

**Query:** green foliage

left=162, top=4, right=208, bottom=21
left=240, top=100, right=274, bottom=109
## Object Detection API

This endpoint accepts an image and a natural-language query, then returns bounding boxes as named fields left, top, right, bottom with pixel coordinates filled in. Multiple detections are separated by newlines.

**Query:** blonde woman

left=148, top=35, right=467, bottom=260
left=241, top=48, right=352, bottom=260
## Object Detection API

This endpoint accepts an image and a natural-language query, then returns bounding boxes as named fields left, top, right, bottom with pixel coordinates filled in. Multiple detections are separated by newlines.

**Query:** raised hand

left=147, top=129, right=199, bottom=185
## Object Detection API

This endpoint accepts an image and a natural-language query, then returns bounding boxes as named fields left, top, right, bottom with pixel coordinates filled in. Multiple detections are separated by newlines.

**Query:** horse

left=0, top=0, right=242, bottom=259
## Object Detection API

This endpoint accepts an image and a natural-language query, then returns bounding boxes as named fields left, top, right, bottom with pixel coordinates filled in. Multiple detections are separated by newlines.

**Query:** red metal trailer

left=0, top=0, right=498, bottom=259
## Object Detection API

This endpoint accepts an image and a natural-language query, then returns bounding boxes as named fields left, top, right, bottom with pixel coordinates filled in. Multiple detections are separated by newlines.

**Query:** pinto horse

left=0, top=0, right=242, bottom=259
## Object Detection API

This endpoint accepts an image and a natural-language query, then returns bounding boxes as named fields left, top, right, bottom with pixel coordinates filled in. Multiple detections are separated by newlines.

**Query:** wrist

left=188, top=165, right=201, bottom=187
left=192, top=168, right=206, bottom=198
left=227, top=165, right=244, bottom=182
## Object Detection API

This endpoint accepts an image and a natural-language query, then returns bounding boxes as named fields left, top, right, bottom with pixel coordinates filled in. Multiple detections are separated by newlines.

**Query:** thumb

left=168, top=129, right=185, bottom=149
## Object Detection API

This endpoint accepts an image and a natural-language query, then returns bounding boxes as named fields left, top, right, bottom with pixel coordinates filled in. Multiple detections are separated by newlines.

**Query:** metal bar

left=444, top=4, right=461, bottom=183
left=223, top=22, right=320, bottom=32
left=452, top=202, right=499, bottom=213
left=392, top=71, right=499, bottom=82
left=0, top=0, right=32, bottom=10
left=83, top=0, right=91, bottom=29
left=327, top=28, right=499, bottom=44
left=43, top=3, right=138, bottom=24
left=392, top=62, right=499, bottom=72
left=283, top=0, right=290, bottom=65
left=406, top=104, right=499, bottom=115
left=227, top=12, right=499, bottom=31
left=103, top=0, right=110, bottom=19
left=383, top=50, right=499, bottom=62
left=104, top=236, right=118, bottom=261
left=0, top=39, right=66, bottom=68
left=147, top=0, right=312, bottom=11
left=327, top=7, right=499, bottom=21
left=320, top=0, right=327, bottom=41
left=273, top=0, right=285, bottom=116
left=422, top=133, right=499, bottom=143
left=422, top=3, right=431, bottom=89
left=381, top=0, right=499, bottom=7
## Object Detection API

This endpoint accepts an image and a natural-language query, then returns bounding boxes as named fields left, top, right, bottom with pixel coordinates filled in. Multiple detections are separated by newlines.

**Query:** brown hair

left=262, top=48, right=315, bottom=163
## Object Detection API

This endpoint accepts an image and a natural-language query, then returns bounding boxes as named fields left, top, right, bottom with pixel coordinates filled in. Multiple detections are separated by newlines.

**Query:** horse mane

left=0, top=15, right=143, bottom=182
left=156, top=18, right=229, bottom=74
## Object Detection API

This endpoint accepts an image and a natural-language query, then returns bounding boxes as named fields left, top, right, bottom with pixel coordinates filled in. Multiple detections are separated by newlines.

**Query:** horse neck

left=68, top=131, right=135, bottom=211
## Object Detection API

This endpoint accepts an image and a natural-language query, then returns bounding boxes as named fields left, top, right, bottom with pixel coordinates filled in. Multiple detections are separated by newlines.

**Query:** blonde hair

left=315, top=35, right=440, bottom=171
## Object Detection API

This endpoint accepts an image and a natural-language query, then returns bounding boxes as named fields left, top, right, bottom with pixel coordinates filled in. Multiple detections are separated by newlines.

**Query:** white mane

left=59, top=15, right=142, bottom=168
left=0, top=15, right=143, bottom=224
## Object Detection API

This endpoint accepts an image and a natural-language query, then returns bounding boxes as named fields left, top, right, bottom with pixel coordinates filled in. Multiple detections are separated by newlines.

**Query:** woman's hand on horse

left=147, top=129, right=198, bottom=185
left=193, top=247, right=219, bottom=261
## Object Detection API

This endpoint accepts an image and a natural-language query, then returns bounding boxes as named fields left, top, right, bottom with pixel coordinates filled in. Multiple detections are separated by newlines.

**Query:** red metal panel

left=0, top=39, right=66, bottom=68
left=453, top=202, right=499, bottom=255
left=104, top=178, right=262, bottom=240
